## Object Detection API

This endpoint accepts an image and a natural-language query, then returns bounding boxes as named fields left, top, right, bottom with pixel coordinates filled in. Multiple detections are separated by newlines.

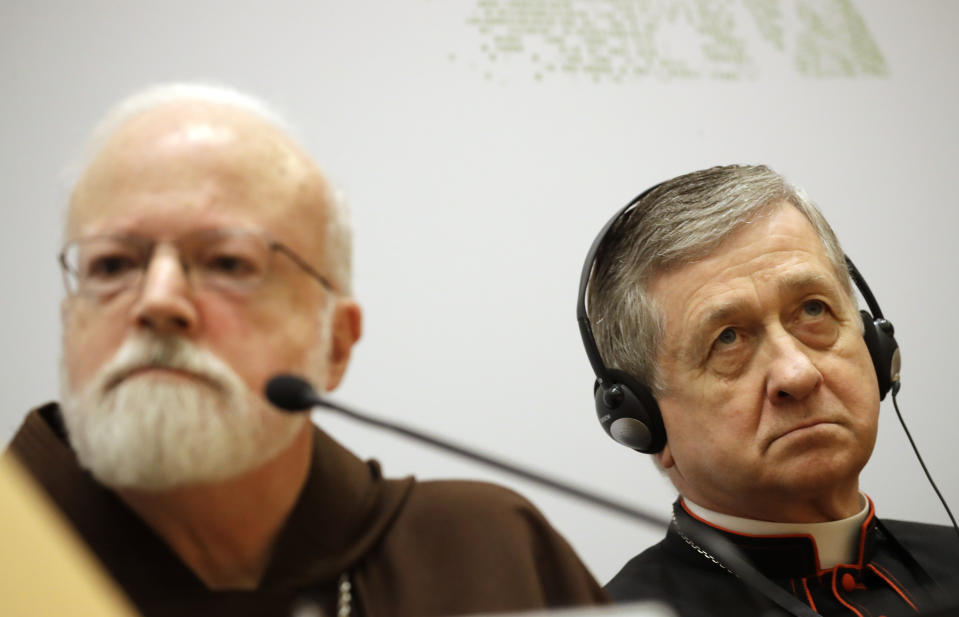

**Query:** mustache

left=97, top=335, right=235, bottom=395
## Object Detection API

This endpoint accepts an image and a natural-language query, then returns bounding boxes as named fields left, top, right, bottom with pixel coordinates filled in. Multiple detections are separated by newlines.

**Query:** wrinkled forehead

left=66, top=102, right=330, bottom=255
left=649, top=203, right=853, bottom=330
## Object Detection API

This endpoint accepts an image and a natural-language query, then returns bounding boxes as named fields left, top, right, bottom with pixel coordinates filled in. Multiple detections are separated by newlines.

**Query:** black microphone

left=266, top=373, right=824, bottom=617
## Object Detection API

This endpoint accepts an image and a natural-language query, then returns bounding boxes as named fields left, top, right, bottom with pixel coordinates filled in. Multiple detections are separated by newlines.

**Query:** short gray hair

left=587, top=164, right=850, bottom=394
left=67, top=82, right=354, bottom=295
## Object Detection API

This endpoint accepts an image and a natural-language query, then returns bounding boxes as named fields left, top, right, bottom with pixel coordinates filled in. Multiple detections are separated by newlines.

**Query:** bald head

left=68, top=84, right=352, bottom=293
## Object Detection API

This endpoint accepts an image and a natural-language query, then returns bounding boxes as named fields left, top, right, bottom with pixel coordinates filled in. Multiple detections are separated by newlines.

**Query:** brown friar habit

left=7, top=404, right=608, bottom=617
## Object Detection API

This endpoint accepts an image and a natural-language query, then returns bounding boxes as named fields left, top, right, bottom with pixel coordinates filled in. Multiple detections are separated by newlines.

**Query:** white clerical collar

left=682, top=495, right=871, bottom=570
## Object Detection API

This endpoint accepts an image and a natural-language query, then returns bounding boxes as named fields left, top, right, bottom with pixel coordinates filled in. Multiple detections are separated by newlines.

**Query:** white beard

left=59, top=333, right=315, bottom=491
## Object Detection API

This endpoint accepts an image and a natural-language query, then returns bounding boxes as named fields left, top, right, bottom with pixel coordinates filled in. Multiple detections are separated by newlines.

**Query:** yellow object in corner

left=0, top=454, right=139, bottom=616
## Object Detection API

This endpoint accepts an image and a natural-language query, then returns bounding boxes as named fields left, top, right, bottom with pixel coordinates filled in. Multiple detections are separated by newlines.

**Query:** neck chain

left=671, top=511, right=734, bottom=576
left=291, top=572, right=352, bottom=617
left=670, top=512, right=829, bottom=617
left=337, top=572, right=352, bottom=617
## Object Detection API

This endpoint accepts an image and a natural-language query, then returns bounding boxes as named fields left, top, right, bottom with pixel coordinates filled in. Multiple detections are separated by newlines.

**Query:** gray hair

left=587, top=164, right=850, bottom=394
left=66, top=82, right=354, bottom=295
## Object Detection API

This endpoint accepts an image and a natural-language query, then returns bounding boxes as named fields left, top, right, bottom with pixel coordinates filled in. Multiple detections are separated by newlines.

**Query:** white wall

left=2, top=0, right=957, bottom=585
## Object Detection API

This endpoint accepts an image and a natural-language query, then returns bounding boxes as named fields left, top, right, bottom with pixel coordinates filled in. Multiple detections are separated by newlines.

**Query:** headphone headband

left=577, top=185, right=662, bottom=386
left=845, top=255, right=884, bottom=320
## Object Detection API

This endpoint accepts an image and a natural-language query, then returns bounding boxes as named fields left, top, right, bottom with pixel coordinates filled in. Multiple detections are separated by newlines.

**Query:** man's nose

left=765, top=329, right=823, bottom=402
left=132, top=247, right=200, bottom=336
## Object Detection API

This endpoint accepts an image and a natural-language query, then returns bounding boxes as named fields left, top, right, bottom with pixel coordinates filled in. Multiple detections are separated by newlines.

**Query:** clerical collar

left=682, top=495, right=871, bottom=569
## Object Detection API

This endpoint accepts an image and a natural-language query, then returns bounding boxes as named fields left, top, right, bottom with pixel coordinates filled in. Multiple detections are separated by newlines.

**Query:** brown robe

left=7, top=404, right=608, bottom=617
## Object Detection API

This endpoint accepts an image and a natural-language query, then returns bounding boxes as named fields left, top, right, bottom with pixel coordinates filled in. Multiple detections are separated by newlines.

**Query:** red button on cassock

left=841, top=572, right=856, bottom=592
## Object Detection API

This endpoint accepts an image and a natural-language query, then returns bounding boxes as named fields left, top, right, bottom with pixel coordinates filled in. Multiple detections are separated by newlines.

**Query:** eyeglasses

left=59, top=228, right=334, bottom=298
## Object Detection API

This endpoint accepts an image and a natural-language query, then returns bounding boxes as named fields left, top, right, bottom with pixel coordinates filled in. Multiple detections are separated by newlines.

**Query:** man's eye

left=707, top=327, right=749, bottom=375
left=205, top=255, right=259, bottom=277
left=716, top=328, right=737, bottom=345
left=87, top=255, right=139, bottom=279
left=802, top=300, right=826, bottom=317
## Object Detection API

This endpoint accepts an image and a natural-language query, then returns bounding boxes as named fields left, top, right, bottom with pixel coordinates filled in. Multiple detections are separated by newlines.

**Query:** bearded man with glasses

left=4, top=83, right=606, bottom=617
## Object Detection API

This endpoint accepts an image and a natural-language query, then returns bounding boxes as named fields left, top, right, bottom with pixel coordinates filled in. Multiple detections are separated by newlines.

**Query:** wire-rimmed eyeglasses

left=59, top=228, right=334, bottom=298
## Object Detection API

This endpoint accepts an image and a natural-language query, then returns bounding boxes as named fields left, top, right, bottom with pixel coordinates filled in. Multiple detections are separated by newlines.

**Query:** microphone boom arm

left=319, top=395, right=669, bottom=529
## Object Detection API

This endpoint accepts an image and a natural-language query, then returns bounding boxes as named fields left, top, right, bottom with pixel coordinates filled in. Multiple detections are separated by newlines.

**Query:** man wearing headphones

left=580, top=165, right=959, bottom=616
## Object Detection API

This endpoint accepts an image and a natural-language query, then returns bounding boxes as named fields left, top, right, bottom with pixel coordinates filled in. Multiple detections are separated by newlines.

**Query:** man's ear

left=655, top=443, right=675, bottom=471
left=324, top=298, right=362, bottom=391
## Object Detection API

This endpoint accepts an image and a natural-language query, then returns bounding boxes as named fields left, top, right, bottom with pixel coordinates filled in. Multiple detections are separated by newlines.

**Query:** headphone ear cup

left=593, top=369, right=666, bottom=454
left=860, top=310, right=901, bottom=400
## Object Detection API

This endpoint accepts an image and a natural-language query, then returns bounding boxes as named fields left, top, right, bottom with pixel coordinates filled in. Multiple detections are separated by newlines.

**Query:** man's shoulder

left=880, top=517, right=959, bottom=585
left=604, top=531, right=767, bottom=617
left=605, top=539, right=681, bottom=600
left=881, top=517, right=959, bottom=540
left=6, top=403, right=66, bottom=451
left=397, top=478, right=550, bottom=539
left=880, top=517, right=959, bottom=557
left=407, top=478, right=533, bottom=508
left=359, top=478, right=608, bottom=611
left=381, top=476, right=593, bottom=571
left=5, top=403, right=79, bottom=495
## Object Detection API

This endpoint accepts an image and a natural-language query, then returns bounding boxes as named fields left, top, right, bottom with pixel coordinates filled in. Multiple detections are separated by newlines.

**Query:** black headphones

left=577, top=185, right=902, bottom=454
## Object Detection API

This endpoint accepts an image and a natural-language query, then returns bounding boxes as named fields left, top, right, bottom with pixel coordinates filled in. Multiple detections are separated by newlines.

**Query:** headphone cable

left=890, top=390, right=959, bottom=540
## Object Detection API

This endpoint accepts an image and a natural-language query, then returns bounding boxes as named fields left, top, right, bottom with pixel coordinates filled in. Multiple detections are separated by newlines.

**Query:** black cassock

left=607, top=499, right=959, bottom=617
